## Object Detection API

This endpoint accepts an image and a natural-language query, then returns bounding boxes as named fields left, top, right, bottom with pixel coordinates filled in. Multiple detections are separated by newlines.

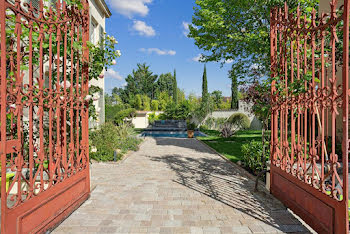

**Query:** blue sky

left=104, top=0, right=233, bottom=97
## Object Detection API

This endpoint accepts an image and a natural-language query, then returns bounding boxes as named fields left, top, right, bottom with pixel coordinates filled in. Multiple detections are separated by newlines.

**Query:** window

left=99, top=26, right=104, bottom=47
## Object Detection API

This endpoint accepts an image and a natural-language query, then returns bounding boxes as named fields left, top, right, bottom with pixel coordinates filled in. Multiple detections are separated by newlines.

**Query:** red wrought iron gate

left=0, top=0, right=91, bottom=233
left=270, top=0, right=349, bottom=233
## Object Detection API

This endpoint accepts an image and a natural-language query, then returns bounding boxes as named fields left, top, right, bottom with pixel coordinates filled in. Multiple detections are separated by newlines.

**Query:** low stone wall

left=206, top=101, right=262, bottom=130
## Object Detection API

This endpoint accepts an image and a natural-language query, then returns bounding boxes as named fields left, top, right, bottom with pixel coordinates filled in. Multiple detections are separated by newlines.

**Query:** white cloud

left=182, top=21, right=190, bottom=36
left=132, top=20, right=156, bottom=37
left=192, top=54, right=204, bottom=62
left=107, top=0, right=152, bottom=18
left=140, top=48, right=176, bottom=56
left=105, top=69, right=123, bottom=80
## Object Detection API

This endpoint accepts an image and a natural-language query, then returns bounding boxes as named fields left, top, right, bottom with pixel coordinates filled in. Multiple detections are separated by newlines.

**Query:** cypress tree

left=229, top=68, right=239, bottom=110
left=202, top=64, right=208, bottom=103
left=173, top=69, right=178, bottom=104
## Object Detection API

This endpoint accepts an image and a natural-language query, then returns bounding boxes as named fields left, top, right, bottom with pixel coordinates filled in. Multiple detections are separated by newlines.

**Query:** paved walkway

left=53, top=138, right=310, bottom=234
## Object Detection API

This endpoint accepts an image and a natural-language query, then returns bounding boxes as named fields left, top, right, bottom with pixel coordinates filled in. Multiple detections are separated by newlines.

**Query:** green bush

left=227, top=113, right=250, bottom=130
left=220, top=122, right=235, bottom=138
left=163, top=101, right=191, bottom=120
left=148, top=112, right=159, bottom=124
left=151, top=100, right=159, bottom=111
left=90, top=123, right=142, bottom=162
left=186, top=121, right=197, bottom=130
left=105, top=104, right=124, bottom=123
left=114, top=108, right=136, bottom=125
left=241, top=141, right=269, bottom=174
left=203, top=117, right=227, bottom=130
left=115, top=122, right=135, bottom=138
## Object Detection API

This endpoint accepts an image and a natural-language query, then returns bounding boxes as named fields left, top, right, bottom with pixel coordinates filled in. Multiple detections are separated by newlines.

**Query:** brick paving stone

left=52, top=138, right=312, bottom=234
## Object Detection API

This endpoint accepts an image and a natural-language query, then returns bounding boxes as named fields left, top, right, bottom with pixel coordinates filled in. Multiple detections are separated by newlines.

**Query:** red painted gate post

left=341, top=0, right=349, bottom=232
left=0, top=0, right=7, bottom=232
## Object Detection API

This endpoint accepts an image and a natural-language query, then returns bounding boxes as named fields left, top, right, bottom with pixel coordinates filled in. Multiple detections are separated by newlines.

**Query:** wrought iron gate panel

left=0, top=0, right=90, bottom=233
left=270, top=1, right=349, bottom=233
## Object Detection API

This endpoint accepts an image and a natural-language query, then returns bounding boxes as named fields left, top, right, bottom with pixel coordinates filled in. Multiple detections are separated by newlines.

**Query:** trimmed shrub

left=241, top=141, right=270, bottom=174
left=227, top=113, right=250, bottom=130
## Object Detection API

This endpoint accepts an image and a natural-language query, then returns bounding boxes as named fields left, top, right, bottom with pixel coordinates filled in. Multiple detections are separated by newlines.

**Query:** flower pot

left=187, top=130, right=194, bottom=138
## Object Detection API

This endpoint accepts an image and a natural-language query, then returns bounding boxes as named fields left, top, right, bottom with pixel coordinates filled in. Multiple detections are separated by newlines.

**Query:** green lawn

left=198, top=129, right=264, bottom=163
left=200, top=129, right=350, bottom=221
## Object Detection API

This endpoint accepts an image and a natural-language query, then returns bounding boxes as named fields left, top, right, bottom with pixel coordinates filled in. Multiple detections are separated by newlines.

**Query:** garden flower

left=9, top=104, right=16, bottom=109
left=85, top=95, right=92, bottom=101
left=60, top=81, right=71, bottom=88
left=116, top=50, right=121, bottom=57
left=91, top=146, right=97, bottom=153
left=99, top=74, right=104, bottom=79
left=93, top=93, right=100, bottom=101
left=112, top=60, right=117, bottom=65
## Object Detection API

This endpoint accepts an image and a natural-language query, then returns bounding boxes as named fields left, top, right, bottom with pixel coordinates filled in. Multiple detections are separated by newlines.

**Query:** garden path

left=53, top=138, right=311, bottom=234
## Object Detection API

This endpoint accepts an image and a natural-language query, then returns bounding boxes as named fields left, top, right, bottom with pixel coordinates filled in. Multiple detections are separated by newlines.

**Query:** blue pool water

left=141, top=131, right=206, bottom=138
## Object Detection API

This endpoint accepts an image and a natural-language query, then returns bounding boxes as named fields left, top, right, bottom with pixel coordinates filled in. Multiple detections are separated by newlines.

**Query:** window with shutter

left=99, top=26, right=104, bottom=47
left=90, top=19, right=97, bottom=44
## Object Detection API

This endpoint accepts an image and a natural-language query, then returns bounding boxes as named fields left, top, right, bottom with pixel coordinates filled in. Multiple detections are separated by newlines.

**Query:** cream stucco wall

left=132, top=112, right=164, bottom=129
left=320, top=0, right=343, bottom=12
left=88, top=0, right=110, bottom=129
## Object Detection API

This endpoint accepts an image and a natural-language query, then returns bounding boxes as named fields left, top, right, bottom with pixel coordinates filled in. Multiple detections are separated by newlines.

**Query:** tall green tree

left=124, top=63, right=158, bottom=100
left=155, top=73, right=174, bottom=95
left=202, top=64, right=208, bottom=103
left=188, top=0, right=319, bottom=80
left=211, top=90, right=223, bottom=110
left=228, top=64, right=241, bottom=110
left=173, top=69, right=178, bottom=104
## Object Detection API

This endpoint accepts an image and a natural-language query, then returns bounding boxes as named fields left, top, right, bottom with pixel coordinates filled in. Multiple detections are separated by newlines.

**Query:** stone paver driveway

left=53, top=138, right=311, bottom=234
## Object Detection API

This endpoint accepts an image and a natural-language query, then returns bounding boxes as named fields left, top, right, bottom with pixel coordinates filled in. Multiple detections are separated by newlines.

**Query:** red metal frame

left=270, top=1, right=349, bottom=233
left=0, top=0, right=90, bottom=233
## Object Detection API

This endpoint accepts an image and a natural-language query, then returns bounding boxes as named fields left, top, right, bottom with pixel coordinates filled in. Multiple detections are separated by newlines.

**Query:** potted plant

left=187, top=121, right=196, bottom=138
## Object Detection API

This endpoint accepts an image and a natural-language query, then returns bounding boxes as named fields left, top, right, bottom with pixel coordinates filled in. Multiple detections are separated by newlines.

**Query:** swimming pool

left=141, top=130, right=206, bottom=138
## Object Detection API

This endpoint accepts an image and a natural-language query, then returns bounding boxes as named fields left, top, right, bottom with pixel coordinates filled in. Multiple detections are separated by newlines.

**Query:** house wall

left=320, top=0, right=343, bottom=12
left=88, top=0, right=108, bottom=129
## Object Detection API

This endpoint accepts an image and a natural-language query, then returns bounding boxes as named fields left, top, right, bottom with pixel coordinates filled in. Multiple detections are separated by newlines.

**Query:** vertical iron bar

left=0, top=0, right=7, bottom=232
left=342, top=0, right=349, bottom=230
